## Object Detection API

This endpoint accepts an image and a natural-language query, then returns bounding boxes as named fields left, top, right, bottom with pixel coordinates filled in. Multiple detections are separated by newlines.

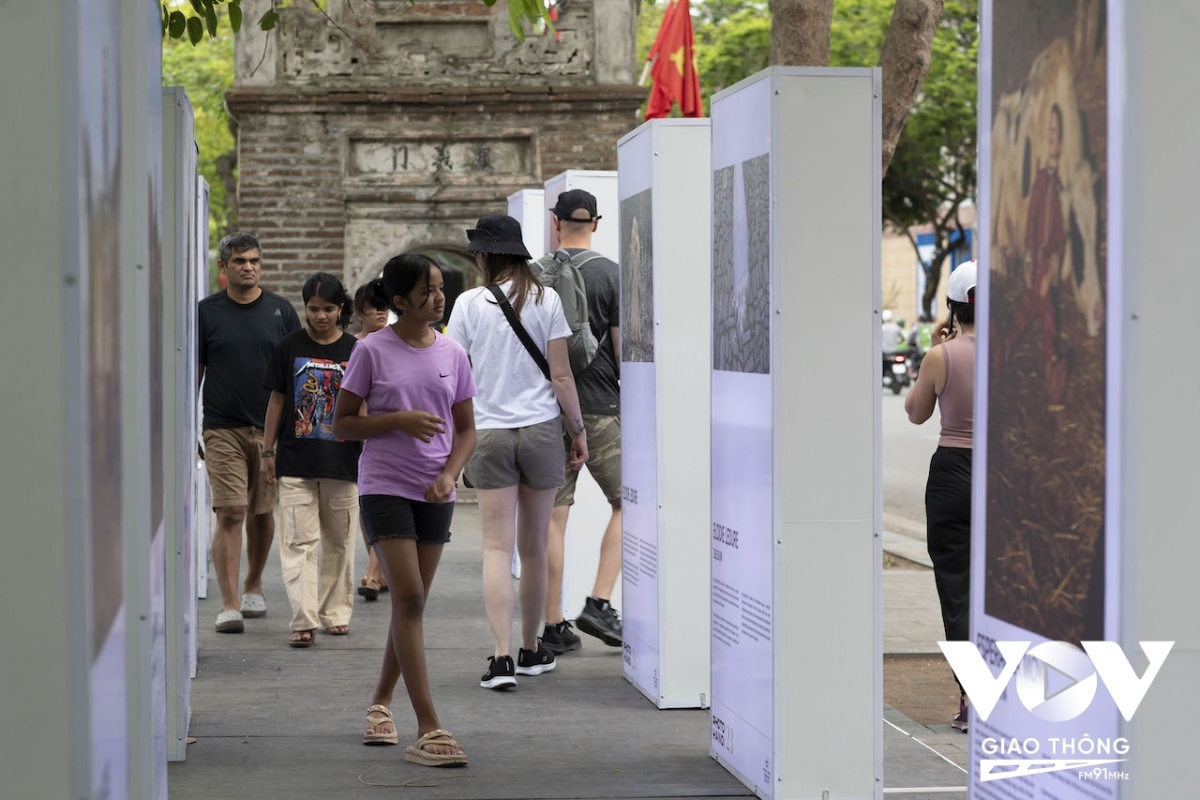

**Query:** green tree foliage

left=162, top=9, right=236, bottom=251
left=695, top=8, right=770, bottom=105
left=656, top=0, right=976, bottom=315
left=876, top=1, right=977, bottom=315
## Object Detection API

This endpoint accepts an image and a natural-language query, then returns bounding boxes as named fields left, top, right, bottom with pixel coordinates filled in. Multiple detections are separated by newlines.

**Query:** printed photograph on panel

left=83, top=10, right=124, bottom=661
left=621, top=188, right=655, bottom=362
left=985, top=0, right=1107, bottom=642
left=712, top=154, right=770, bottom=373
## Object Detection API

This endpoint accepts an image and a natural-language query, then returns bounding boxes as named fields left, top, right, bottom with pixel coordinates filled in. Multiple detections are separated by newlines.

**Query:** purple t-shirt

left=340, top=329, right=476, bottom=503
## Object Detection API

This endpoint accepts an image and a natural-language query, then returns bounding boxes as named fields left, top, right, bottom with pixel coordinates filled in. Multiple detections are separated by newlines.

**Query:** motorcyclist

left=881, top=309, right=907, bottom=388
left=881, top=310, right=904, bottom=355
left=907, top=314, right=935, bottom=375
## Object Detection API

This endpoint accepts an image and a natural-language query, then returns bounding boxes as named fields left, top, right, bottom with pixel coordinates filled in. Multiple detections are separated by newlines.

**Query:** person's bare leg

left=243, top=511, right=275, bottom=596
left=212, top=506, right=247, bottom=612
left=372, top=624, right=402, bottom=709
left=372, top=539, right=456, bottom=754
left=591, top=504, right=622, bottom=600
left=516, top=486, right=556, bottom=651
left=478, top=487, right=519, bottom=657
left=363, top=548, right=387, bottom=589
left=544, top=505, right=570, bottom=624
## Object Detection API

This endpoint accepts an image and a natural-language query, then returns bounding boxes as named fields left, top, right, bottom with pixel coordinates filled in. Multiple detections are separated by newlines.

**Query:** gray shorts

left=465, top=418, right=566, bottom=491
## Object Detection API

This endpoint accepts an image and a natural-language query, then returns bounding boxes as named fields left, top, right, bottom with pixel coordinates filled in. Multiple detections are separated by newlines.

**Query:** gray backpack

left=536, top=248, right=605, bottom=373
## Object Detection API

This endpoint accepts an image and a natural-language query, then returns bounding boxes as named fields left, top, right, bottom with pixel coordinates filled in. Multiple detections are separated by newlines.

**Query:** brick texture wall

left=228, top=86, right=644, bottom=303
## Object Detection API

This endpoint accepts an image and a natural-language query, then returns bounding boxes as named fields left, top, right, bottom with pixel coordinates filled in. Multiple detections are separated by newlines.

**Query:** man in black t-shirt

left=540, top=190, right=624, bottom=654
left=198, top=232, right=301, bottom=633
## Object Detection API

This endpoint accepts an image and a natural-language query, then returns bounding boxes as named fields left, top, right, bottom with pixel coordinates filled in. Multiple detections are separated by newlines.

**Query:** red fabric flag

left=645, top=0, right=703, bottom=119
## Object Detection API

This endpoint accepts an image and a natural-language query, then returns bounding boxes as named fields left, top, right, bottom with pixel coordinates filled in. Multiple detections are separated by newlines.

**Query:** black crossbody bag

left=486, top=285, right=577, bottom=442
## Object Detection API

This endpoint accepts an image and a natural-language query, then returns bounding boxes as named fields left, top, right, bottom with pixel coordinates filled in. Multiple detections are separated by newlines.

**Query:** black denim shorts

left=359, top=494, right=454, bottom=546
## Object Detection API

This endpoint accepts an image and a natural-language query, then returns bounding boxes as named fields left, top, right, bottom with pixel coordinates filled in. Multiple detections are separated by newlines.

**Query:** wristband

left=261, top=450, right=276, bottom=458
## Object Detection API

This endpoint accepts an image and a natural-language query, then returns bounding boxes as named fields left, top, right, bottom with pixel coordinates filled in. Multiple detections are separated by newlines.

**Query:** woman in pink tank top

left=904, top=260, right=976, bottom=734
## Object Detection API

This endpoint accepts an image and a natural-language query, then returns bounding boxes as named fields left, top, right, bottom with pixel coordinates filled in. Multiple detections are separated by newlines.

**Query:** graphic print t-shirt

left=263, top=329, right=361, bottom=481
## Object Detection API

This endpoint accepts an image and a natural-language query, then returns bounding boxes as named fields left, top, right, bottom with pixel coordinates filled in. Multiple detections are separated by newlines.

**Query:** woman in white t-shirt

left=446, top=214, right=588, bottom=690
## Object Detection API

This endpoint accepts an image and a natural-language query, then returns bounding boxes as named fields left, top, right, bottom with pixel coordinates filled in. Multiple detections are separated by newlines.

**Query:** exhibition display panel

left=617, top=119, right=712, bottom=709
left=507, top=188, right=547, bottom=260
left=708, top=67, right=882, bottom=799
left=542, top=169, right=623, bottom=619
left=163, top=86, right=202, bottom=763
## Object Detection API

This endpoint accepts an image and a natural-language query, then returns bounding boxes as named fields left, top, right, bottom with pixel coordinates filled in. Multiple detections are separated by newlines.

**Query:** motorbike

left=882, top=351, right=911, bottom=394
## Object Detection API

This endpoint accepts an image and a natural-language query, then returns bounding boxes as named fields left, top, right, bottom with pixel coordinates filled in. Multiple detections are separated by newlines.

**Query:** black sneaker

left=951, top=695, right=968, bottom=733
left=576, top=596, right=622, bottom=647
left=515, top=641, right=557, bottom=676
left=542, top=620, right=582, bottom=655
left=480, top=655, right=517, bottom=690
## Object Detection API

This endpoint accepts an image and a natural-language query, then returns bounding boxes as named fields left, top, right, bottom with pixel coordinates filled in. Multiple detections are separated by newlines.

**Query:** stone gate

left=227, top=0, right=644, bottom=310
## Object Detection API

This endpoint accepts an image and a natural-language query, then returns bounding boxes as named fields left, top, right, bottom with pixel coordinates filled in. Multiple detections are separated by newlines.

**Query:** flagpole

left=639, top=57, right=655, bottom=87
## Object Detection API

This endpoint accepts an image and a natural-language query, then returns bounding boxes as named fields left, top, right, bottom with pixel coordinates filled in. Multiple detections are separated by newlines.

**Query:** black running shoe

left=542, top=620, right=583, bottom=655
left=951, top=695, right=968, bottom=733
left=480, top=655, right=517, bottom=690
left=516, top=641, right=557, bottom=676
left=576, top=596, right=622, bottom=647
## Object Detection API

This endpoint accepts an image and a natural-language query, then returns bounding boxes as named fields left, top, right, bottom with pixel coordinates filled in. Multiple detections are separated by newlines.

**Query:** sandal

left=363, top=704, right=398, bottom=746
left=326, top=625, right=349, bottom=636
left=404, top=728, right=467, bottom=767
left=215, top=609, right=244, bottom=633
left=358, top=579, right=388, bottom=602
left=240, top=593, right=267, bottom=618
left=288, top=630, right=315, bottom=648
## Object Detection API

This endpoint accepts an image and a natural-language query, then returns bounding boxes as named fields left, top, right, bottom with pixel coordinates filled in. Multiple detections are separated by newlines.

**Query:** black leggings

left=925, top=446, right=972, bottom=647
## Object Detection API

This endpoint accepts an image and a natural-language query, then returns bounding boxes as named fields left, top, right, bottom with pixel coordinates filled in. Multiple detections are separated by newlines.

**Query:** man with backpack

left=536, top=189, right=624, bottom=653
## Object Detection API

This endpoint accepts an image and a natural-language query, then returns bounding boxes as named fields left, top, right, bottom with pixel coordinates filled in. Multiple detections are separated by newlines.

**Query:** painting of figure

left=620, top=189, right=655, bottom=362
left=985, top=0, right=1108, bottom=642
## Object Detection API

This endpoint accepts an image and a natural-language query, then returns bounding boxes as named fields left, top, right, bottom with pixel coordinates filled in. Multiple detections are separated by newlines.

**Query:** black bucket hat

left=465, top=214, right=533, bottom=259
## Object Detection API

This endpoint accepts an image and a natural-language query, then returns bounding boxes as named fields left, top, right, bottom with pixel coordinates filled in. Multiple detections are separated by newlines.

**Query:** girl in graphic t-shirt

left=261, top=272, right=362, bottom=648
left=353, top=280, right=392, bottom=602
left=333, top=254, right=476, bottom=768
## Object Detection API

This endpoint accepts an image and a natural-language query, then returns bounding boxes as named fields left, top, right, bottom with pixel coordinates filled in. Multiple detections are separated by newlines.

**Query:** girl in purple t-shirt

left=333, top=254, right=476, bottom=768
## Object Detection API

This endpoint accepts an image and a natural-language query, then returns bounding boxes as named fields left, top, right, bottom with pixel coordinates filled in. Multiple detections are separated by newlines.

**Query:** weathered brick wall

left=228, top=86, right=644, bottom=301
left=228, top=0, right=642, bottom=306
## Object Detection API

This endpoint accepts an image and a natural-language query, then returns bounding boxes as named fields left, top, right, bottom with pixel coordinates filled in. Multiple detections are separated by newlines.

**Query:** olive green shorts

left=555, top=414, right=621, bottom=507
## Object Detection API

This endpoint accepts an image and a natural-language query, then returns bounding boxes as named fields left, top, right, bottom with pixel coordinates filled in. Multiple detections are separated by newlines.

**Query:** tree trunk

left=768, top=0, right=833, bottom=66
left=878, top=0, right=943, bottom=177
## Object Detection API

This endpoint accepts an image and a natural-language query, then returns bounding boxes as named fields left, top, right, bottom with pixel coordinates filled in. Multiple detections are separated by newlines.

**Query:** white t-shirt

left=446, top=281, right=572, bottom=430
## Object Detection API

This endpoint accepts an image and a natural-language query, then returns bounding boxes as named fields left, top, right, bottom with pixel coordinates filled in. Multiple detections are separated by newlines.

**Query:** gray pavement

left=168, top=500, right=968, bottom=799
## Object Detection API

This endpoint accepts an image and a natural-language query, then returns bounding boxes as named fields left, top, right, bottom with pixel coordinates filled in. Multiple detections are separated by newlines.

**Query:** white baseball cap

left=947, top=260, right=977, bottom=304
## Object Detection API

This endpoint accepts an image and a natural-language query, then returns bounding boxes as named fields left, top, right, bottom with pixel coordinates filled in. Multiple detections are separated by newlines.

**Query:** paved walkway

left=168, top=504, right=967, bottom=799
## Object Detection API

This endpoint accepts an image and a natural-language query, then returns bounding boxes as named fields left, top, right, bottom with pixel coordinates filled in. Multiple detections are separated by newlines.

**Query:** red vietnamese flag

left=645, top=0, right=703, bottom=119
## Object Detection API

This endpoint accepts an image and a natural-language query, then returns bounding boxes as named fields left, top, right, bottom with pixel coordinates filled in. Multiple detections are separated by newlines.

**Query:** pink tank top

left=937, top=334, right=975, bottom=449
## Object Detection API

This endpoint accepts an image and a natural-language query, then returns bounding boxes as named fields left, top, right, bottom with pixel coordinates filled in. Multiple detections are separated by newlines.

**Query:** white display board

left=163, top=86, right=200, bottom=762
left=968, top=3, right=1141, bottom=797
left=194, top=179, right=211, bottom=608
left=507, top=188, right=547, bottom=260
left=1115, top=4, right=1200, bottom=796
left=617, top=119, right=712, bottom=709
left=709, top=68, right=881, bottom=799
left=119, top=1, right=165, bottom=796
left=0, top=5, right=119, bottom=795
left=542, top=169, right=623, bottom=620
